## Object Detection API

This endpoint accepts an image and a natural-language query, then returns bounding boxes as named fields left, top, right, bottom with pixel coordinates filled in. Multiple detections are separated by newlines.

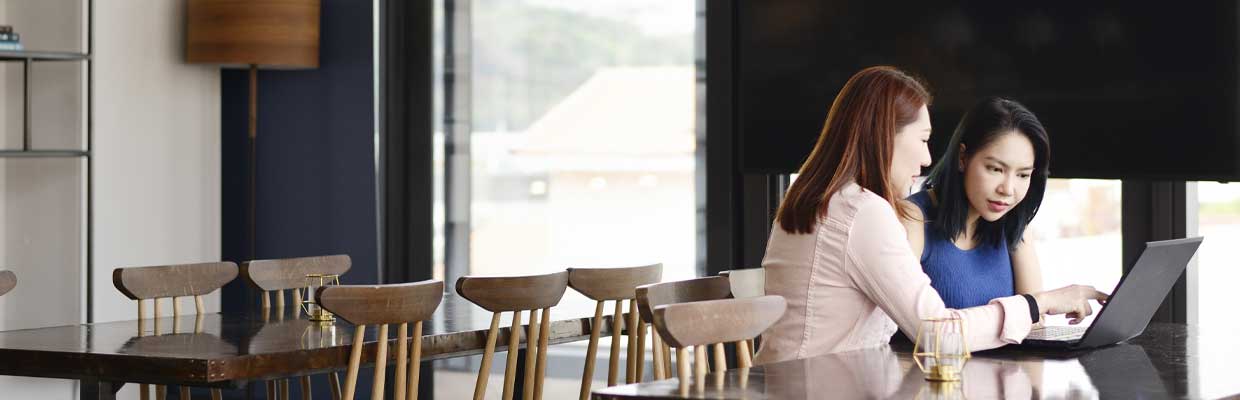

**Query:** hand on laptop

left=1032, top=285, right=1111, bottom=325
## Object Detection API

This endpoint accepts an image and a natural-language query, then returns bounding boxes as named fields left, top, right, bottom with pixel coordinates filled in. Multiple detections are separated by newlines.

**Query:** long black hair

left=922, top=97, right=1050, bottom=249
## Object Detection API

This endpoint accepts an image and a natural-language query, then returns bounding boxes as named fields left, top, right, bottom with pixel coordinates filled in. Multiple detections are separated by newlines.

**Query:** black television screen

left=738, top=2, right=1240, bottom=180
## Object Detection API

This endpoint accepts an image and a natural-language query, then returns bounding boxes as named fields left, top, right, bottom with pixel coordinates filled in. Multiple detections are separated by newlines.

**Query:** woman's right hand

left=1031, top=285, right=1110, bottom=324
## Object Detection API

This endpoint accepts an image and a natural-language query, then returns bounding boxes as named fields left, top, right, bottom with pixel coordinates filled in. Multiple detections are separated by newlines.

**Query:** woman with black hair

left=900, top=97, right=1057, bottom=318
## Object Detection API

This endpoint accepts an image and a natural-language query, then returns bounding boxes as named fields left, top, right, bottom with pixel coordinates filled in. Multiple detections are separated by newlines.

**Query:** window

left=1188, top=182, right=1240, bottom=398
left=1029, top=179, right=1122, bottom=326
left=432, top=0, right=700, bottom=395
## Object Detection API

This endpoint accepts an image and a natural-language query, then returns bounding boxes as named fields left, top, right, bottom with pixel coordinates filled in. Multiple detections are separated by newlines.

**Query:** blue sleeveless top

left=906, top=191, right=1014, bottom=308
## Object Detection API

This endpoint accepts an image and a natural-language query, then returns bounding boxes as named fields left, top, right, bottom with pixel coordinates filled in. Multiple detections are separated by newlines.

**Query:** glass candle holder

left=301, top=322, right=339, bottom=349
left=913, top=315, right=971, bottom=382
left=299, top=273, right=341, bottom=323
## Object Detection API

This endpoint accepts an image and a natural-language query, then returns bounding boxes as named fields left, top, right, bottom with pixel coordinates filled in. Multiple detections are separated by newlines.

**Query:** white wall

left=93, top=2, right=221, bottom=399
left=0, top=0, right=219, bottom=398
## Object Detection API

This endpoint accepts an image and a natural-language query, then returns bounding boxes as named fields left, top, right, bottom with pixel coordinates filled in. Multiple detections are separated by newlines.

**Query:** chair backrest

left=317, top=280, right=444, bottom=326
left=242, top=254, right=351, bottom=291
left=719, top=268, right=765, bottom=299
left=456, top=271, right=570, bottom=400
left=456, top=271, right=569, bottom=312
left=634, top=276, right=731, bottom=323
left=566, top=263, right=663, bottom=301
left=113, top=262, right=237, bottom=305
left=651, top=295, right=786, bottom=349
left=0, top=270, right=15, bottom=297
left=317, top=280, right=445, bottom=400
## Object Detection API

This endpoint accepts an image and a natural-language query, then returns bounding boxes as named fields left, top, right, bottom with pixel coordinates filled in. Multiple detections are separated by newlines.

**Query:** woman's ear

left=957, top=143, right=967, bottom=172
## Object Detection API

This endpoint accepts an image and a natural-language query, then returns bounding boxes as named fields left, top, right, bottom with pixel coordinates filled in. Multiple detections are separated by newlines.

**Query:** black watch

left=1020, top=294, right=1040, bottom=324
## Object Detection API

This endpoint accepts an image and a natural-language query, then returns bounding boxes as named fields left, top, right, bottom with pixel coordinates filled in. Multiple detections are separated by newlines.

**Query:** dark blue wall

left=219, top=0, right=377, bottom=397
left=221, top=0, right=377, bottom=295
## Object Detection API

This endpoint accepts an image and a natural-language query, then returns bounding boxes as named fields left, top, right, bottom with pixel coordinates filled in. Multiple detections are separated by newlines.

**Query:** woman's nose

left=997, top=175, right=1014, bottom=195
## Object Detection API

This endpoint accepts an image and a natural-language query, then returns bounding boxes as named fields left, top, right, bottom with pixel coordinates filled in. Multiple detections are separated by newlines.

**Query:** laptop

left=1020, top=236, right=1203, bottom=349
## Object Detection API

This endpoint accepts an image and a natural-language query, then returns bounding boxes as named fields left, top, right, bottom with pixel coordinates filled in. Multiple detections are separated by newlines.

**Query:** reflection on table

left=593, top=323, right=1222, bottom=399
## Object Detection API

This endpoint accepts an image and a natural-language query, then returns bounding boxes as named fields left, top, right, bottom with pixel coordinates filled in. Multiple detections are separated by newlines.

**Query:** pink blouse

left=754, top=181, right=1032, bottom=365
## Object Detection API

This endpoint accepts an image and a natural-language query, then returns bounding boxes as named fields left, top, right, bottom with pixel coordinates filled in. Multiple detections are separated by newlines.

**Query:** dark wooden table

left=0, top=293, right=614, bottom=399
left=593, top=323, right=1240, bottom=399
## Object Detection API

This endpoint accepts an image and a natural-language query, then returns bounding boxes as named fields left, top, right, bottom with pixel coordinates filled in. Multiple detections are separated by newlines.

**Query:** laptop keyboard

left=1027, top=325, right=1087, bottom=341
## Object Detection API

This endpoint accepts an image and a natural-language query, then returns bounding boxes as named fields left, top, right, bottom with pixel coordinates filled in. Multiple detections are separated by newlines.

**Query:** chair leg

left=626, top=299, right=638, bottom=384
left=579, top=301, right=604, bottom=400
left=212, top=388, right=223, bottom=400
left=371, top=324, right=390, bottom=400
left=300, top=377, right=312, bottom=400
left=694, top=345, right=707, bottom=378
left=522, top=309, right=540, bottom=400
left=474, top=313, right=502, bottom=400
left=651, top=331, right=666, bottom=380
left=676, top=348, right=690, bottom=397
left=181, top=386, right=192, bottom=400
left=534, top=307, right=551, bottom=400
left=155, top=385, right=166, bottom=400
left=408, top=321, right=424, bottom=400
left=281, top=380, right=290, bottom=400
left=694, top=345, right=707, bottom=393
left=713, top=342, right=726, bottom=373
left=748, top=338, right=757, bottom=357
left=674, top=344, right=684, bottom=376
left=292, top=289, right=303, bottom=318
left=663, top=341, right=673, bottom=374
left=395, top=323, right=409, bottom=400
left=139, top=384, right=150, bottom=400
left=501, top=310, right=522, bottom=400
left=329, top=373, right=342, bottom=400
left=343, top=325, right=366, bottom=400
left=736, top=340, right=752, bottom=369
left=635, top=319, right=648, bottom=383
left=608, top=300, right=623, bottom=387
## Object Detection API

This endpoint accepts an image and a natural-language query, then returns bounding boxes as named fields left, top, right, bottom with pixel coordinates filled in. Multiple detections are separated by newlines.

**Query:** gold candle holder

left=300, top=273, right=341, bottom=324
left=913, top=315, right=971, bottom=382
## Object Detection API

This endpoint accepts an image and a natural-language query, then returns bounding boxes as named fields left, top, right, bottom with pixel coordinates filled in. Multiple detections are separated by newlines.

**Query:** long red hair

left=776, top=66, right=931, bottom=234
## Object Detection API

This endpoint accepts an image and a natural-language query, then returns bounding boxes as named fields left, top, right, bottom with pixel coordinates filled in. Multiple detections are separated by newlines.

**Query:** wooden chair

left=650, top=296, right=785, bottom=395
left=241, top=254, right=351, bottom=400
left=456, top=271, right=569, bottom=400
left=718, top=268, right=765, bottom=357
left=0, top=270, right=15, bottom=297
left=315, top=280, right=444, bottom=400
left=114, top=261, right=238, bottom=400
left=566, top=263, right=662, bottom=399
left=634, top=276, right=731, bottom=381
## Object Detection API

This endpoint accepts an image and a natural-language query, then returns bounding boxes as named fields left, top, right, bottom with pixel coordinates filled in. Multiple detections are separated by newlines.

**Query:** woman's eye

left=1018, top=173, right=1031, bottom=179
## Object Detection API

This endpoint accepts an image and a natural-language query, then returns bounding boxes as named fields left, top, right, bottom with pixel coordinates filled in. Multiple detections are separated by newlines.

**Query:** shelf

left=0, top=150, right=89, bottom=158
left=0, top=50, right=90, bottom=62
